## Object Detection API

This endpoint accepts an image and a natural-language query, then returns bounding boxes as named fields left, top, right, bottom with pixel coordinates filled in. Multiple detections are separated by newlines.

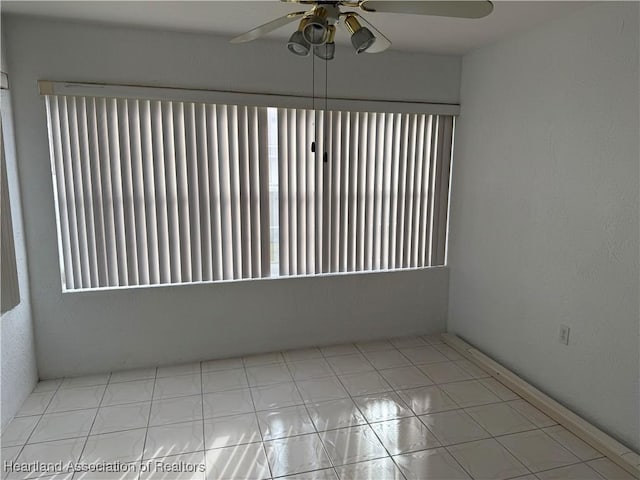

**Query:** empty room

left=0, top=1, right=638, bottom=479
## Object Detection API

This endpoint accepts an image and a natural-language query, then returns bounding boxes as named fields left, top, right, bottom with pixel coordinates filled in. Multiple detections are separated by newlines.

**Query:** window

left=43, top=87, right=454, bottom=291
left=1, top=123, right=21, bottom=311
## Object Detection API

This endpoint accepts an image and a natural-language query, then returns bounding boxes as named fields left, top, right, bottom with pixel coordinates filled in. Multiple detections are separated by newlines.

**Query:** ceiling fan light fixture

left=344, top=14, right=376, bottom=54
left=313, top=26, right=336, bottom=60
left=302, top=7, right=329, bottom=45
left=288, top=18, right=311, bottom=56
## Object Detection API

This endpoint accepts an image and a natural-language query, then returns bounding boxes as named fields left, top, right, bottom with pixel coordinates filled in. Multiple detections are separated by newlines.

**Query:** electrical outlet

left=559, top=325, right=570, bottom=345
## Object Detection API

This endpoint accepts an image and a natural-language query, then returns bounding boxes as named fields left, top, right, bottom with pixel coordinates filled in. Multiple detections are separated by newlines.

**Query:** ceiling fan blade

left=230, top=11, right=306, bottom=43
left=349, top=12, right=392, bottom=53
left=360, top=1, right=494, bottom=19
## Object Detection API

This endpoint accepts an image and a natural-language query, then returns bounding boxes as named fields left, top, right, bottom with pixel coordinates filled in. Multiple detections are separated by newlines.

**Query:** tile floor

left=2, top=334, right=634, bottom=480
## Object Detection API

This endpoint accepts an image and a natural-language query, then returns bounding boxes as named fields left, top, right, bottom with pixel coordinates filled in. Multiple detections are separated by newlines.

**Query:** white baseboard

left=441, top=333, right=640, bottom=478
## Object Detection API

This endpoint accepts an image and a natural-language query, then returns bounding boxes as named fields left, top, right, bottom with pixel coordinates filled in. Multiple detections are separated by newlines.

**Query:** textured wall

left=448, top=3, right=639, bottom=450
left=1, top=33, right=38, bottom=428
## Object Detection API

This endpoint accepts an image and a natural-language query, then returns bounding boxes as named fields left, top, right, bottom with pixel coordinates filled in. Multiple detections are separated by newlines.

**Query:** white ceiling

left=2, top=1, right=588, bottom=54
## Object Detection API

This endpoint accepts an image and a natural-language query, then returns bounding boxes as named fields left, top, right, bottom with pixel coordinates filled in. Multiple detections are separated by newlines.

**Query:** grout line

left=319, top=343, right=409, bottom=479
left=198, top=359, right=206, bottom=479
left=73, top=372, right=111, bottom=479
left=281, top=354, right=340, bottom=479
left=240, top=352, right=272, bottom=479
left=137, top=366, right=158, bottom=480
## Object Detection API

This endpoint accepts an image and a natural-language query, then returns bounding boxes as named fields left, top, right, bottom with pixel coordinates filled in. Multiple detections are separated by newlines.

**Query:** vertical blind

left=45, top=95, right=270, bottom=290
left=44, top=92, right=454, bottom=291
left=277, top=109, right=454, bottom=276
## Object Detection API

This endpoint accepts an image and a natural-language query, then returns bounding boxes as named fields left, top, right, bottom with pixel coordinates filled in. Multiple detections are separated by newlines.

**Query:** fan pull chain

left=311, top=50, right=316, bottom=155
left=324, top=46, right=328, bottom=164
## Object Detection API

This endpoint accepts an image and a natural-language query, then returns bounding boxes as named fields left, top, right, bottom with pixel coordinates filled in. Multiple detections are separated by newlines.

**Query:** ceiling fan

left=230, top=1, right=494, bottom=59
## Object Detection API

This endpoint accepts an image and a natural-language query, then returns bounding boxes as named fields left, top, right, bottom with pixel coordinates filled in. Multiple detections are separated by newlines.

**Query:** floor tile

left=296, top=377, right=348, bottom=404
left=420, top=409, right=490, bottom=446
left=338, top=371, right=392, bottom=397
left=92, top=401, right=151, bottom=434
left=418, top=361, right=474, bottom=384
left=148, top=395, right=202, bottom=427
left=201, top=369, right=248, bottom=394
left=140, top=451, right=205, bottom=480
left=370, top=417, right=441, bottom=455
left=497, top=429, right=580, bottom=472
left=587, top=458, right=637, bottom=480
left=448, top=438, right=530, bottom=480
left=454, top=359, right=490, bottom=379
left=2, top=445, right=22, bottom=465
left=440, top=380, right=501, bottom=408
left=1, top=415, right=40, bottom=447
left=265, top=433, right=332, bottom=477
left=379, top=366, right=433, bottom=390
left=283, top=347, right=324, bottom=362
left=61, top=374, right=110, bottom=389
left=465, top=402, right=536, bottom=436
left=201, top=357, right=244, bottom=373
left=353, top=392, right=413, bottom=423
left=507, top=400, right=557, bottom=428
left=29, top=409, right=96, bottom=443
left=432, top=344, right=464, bottom=361
left=15, top=392, right=55, bottom=417
left=288, top=359, right=334, bottom=381
left=325, top=354, right=373, bottom=375
left=421, top=334, right=445, bottom=345
left=399, top=346, right=448, bottom=365
left=81, top=428, right=146, bottom=463
left=11, top=437, right=85, bottom=479
left=47, top=385, right=105, bottom=413
left=479, top=378, right=520, bottom=401
left=257, top=405, right=315, bottom=441
left=307, top=398, right=366, bottom=431
left=621, top=452, right=640, bottom=467
left=320, top=425, right=387, bottom=466
left=156, top=362, right=200, bottom=378
left=363, top=349, right=411, bottom=369
left=205, top=442, right=270, bottom=480
left=284, top=468, right=338, bottom=479
left=102, top=379, right=154, bottom=406
left=389, top=336, right=428, bottom=349
left=355, top=340, right=395, bottom=352
left=153, top=374, right=201, bottom=400
left=252, top=382, right=303, bottom=411
left=16, top=391, right=56, bottom=417
left=397, top=385, right=458, bottom=415
left=32, top=379, right=63, bottom=393
left=204, top=413, right=261, bottom=450
left=335, top=457, right=403, bottom=480
left=542, top=426, right=603, bottom=461
left=319, top=344, right=359, bottom=357
left=145, top=420, right=204, bottom=459
left=246, top=363, right=293, bottom=387
left=243, top=352, right=285, bottom=367
left=203, top=389, right=255, bottom=418
left=394, top=447, right=471, bottom=480
left=537, top=463, right=606, bottom=480
left=109, top=367, right=156, bottom=383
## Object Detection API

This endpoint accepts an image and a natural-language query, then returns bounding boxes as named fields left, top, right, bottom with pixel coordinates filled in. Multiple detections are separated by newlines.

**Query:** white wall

left=449, top=2, right=639, bottom=451
left=0, top=33, right=38, bottom=428
left=4, top=15, right=459, bottom=379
